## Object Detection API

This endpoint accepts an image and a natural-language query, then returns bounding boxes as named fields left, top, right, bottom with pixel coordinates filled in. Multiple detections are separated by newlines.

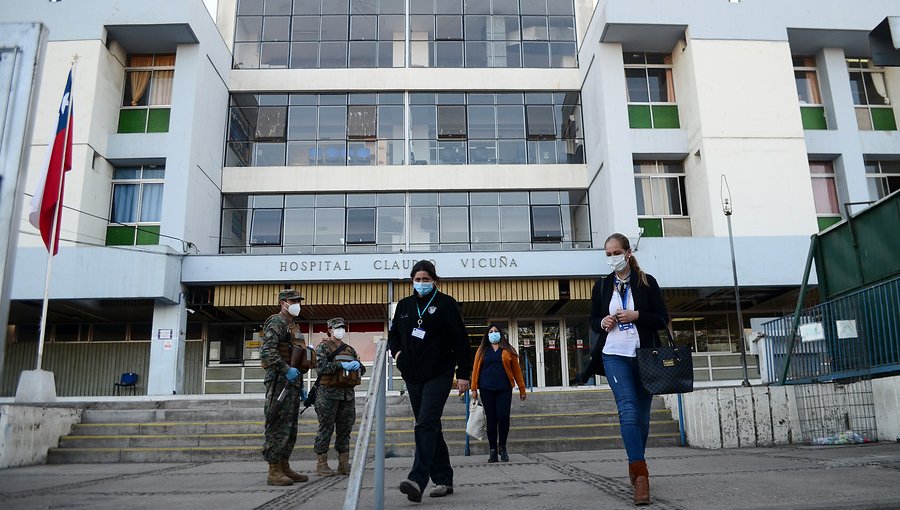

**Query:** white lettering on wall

left=459, top=256, right=517, bottom=269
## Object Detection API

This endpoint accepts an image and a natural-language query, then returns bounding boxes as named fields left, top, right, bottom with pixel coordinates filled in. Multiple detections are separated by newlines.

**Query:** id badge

left=626, top=326, right=637, bottom=337
left=412, top=327, right=426, bottom=339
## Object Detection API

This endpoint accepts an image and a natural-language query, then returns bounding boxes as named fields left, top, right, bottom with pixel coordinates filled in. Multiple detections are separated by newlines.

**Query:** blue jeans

left=602, top=353, right=653, bottom=463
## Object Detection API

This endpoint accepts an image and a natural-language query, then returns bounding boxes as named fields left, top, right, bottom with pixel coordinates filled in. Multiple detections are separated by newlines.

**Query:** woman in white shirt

left=583, top=233, right=669, bottom=506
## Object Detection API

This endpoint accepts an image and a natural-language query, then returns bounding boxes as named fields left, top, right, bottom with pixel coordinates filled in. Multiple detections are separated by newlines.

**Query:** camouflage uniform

left=260, top=312, right=303, bottom=464
left=314, top=338, right=364, bottom=455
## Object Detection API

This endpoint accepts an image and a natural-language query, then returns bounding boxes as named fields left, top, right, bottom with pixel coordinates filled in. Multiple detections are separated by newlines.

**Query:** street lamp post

left=721, top=175, right=752, bottom=387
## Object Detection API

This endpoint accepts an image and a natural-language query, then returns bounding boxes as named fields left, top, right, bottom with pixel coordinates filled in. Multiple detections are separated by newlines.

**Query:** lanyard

left=616, top=277, right=629, bottom=310
left=416, top=291, right=437, bottom=326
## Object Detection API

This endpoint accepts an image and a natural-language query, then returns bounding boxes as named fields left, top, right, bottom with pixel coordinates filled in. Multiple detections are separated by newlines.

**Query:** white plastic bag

left=466, top=397, right=486, bottom=441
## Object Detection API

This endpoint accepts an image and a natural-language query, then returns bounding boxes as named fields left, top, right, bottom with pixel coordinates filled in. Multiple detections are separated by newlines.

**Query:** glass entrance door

left=542, top=320, right=563, bottom=386
left=516, top=321, right=538, bottom=389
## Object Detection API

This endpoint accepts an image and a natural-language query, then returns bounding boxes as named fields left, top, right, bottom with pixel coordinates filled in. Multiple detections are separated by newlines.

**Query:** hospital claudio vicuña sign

left=180, top=251, right=604, bottom=283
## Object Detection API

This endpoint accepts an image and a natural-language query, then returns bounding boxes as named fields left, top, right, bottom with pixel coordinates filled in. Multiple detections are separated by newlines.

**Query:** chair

left=114, top=372, right=138, bottom=395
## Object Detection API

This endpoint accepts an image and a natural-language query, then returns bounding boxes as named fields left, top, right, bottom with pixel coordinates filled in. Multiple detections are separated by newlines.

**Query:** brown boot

left=279, top=459, right=308, bottom=482
left=629, top=460, right=650, bottom=505
left=337, top=451, right=351, bottom=475
left=316, top=453, right=336, bottom=477
left=267, top=462, right=293, bottom=486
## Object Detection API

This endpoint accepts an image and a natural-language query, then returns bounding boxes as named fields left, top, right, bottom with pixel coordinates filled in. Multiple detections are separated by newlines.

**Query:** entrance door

left=541, top=320, right=563, bottom=386
left=516, top=321, right=538, bottom=388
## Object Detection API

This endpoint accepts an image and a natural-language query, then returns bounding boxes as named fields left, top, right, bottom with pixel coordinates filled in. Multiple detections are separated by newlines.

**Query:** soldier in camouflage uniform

left=260, top=289, right=308, bottom=486
left=314, top=317, right=365, bottom=476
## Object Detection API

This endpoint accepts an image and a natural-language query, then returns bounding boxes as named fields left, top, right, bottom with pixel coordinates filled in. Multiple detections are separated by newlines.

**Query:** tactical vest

left=319, top=342, right=362, bottom=388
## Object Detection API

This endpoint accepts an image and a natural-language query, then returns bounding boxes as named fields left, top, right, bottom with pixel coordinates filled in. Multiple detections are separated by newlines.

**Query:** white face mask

left=333, top=328, right=345, bottom=340
left=607, top=254, right=628, bottom=272
left=287, top=302, right=301, bottom=317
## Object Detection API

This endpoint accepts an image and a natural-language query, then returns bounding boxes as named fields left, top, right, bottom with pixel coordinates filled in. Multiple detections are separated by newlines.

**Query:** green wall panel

left=871, top=108, right=897, bottom=131
left=817, top=216, right=841, bottom=231
left=801, top=106, right=827, bottom=130
left=638, top=218, right=663, bottom=237
left=106, top=225, right=135, bottom=246
left=651, top=105, right=680, bottom=128
left=628, top=104, right=652, bottom=128
left=147, top=108, right=171, bottom=133
left=117, top=109, right=147, bottom=133
left=136, top=225, right=160, bottom=245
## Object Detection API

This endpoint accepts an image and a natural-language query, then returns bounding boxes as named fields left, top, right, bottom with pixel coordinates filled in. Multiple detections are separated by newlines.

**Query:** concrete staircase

left=47, top=389, right=681, bottom=463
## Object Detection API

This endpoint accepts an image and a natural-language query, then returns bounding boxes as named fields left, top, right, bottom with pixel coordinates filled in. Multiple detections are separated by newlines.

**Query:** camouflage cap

left=327, top=317, right=345, bottom=330
left=278, top=289, right=304, bottom=301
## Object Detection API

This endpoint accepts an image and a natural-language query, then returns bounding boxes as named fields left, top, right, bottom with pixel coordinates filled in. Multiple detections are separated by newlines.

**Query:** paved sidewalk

left=1, top=444, right=899, bottom=510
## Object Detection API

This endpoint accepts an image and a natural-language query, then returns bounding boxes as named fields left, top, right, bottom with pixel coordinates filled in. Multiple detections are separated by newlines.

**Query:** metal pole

left=726, top=212, right=751, bottom=387
left=374, top=367, right=385, bottom=510
left=677, top=393, right=686, bottom=446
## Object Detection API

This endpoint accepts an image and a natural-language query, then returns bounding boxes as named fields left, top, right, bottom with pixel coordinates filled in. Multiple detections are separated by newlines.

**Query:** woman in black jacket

left=583, top=233, right=668, bottom=506
left=388, top=260, right=471, bottom=503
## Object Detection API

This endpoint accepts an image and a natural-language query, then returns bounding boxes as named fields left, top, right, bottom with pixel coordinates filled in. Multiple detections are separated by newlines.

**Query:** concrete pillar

left=816, top=48, right=870, bottom=212
left=147, top=292, right=188, bottom=395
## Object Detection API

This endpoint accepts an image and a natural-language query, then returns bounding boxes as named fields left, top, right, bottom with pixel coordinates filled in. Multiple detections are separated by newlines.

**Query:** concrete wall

left=0, top=405, right=81, bottom=468
left=664, top=375, right=900, bottom=448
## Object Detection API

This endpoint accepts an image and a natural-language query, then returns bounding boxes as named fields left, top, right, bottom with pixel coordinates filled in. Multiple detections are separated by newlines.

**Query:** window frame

left=847, top=58, right=896, bottom=131
left=118, top=54, right=175, bottom=134
left=107, top=165, right=165, bottom=246
left=633, top=160, right=691, bottom=237
left=623, top=52, right=679, bottom=129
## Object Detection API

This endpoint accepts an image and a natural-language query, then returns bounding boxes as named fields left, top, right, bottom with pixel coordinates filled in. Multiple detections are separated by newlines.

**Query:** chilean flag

left=29, top=70, right=74, bottom=255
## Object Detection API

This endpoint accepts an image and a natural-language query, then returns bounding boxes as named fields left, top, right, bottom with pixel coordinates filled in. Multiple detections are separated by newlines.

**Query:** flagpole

left=35, top=60, right=76, bottom=371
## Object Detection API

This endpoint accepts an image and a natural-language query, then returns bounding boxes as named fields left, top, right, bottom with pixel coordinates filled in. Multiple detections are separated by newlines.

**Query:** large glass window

left=848, top=58, right=897, bottom=131
left=234, top=0, right=574, bottom=69
left=634, top=160, right=690, bottom=237
left=226, top=92, right=403, bottom=166
left=107, top=165, right=165, bottom=246
left=865, top=160, right=900, bottom=201
left=624, top=52, right=679, bottom=129
left=220, top=190, right=591, bottom=253
left=409, top=91, right=583, bottom=165
left=793, top=56, right=827, bottom=130
left=234, top=0, right=406, bottom=69
left=118, top=54, right=175, bottom=133
left=809, top=161, right=841, bottom=231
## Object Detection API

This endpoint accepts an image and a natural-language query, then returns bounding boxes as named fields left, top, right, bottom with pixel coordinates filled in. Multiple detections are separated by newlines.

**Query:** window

left=409, top=0, right=575, bottom=68
left=634, top=160, right=691, bottom=237
left=409, top=91, right=583, bottom=165
left=106, top=165, right=165, bottom=246
left=848, top=58, right=897, bottom=131
left=624, top=52, right=679, bottom=129
left=794, top=56, right=827, bottom=130
left=226, top=92, right=403, bottom=167
left=220, top=190, right=591, bottom=253
left=118, top=54, right=175, bottom=133
left=865, top=160, right=900, bottom=200
left=809, top=161, right=841, bottom=231
left=234, top=0, right=405, bottom=69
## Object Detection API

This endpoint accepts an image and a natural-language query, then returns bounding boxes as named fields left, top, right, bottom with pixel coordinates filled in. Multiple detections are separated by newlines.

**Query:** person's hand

left=340, top=361, right=357, bottom=371
left=601, top=314, right=617, bottom=331
left=470, top=389, right=478, bottom=401
left=615, top=309, right=639, bottom=324
left=457, top=379, right=470, bottom=395
left=345, top=360, right=361, bottom=371
left=392, top=350, right=401, bottom=361
left=286, top=367, right=300, bottom=382
left=520, top=393, right=526, bottom=401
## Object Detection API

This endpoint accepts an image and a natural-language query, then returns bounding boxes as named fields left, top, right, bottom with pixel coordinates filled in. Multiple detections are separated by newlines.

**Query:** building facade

left=2, top=0, right=898, bottom=396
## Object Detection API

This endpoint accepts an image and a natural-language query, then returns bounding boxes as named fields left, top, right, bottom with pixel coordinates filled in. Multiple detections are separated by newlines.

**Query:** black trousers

left=405, top=371, right=454, bottom=488
left=480, top=387, right=512, bottom=450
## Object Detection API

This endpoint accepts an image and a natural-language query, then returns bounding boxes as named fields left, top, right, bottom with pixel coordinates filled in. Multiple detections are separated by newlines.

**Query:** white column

left=147, top=295, right=188, bottom=395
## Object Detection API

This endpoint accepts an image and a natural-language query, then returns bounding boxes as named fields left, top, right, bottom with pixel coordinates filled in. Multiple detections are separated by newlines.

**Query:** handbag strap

left=663, top=325, right=676, bottom=348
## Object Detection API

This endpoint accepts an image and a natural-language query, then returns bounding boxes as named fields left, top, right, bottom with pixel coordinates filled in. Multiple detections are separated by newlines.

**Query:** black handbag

left=636, top=329, right=693, bottom=395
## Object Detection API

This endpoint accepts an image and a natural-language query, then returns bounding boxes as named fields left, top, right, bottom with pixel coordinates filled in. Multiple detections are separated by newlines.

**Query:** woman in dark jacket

left=388, top=260, right=471, bottom=502
left=583, top=233, right=668, bottom=506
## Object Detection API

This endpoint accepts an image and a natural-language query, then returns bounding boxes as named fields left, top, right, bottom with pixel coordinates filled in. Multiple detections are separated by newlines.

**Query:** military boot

left=316, top=453, right=336, bottom=477
left=267, top=462, right=293, bottom=486
left=337, top=452, right=351, bottom=475
left=279, top=459, right=308, bottom=482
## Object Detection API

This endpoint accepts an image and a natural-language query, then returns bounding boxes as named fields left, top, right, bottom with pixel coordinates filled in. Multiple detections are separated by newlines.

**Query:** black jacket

left=583, top=271, right=669, bottom=377
left=388, top=288, right=472, bottom=384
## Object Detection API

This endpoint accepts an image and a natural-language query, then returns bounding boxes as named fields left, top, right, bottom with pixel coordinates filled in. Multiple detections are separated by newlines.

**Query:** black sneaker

left=499, top=446, right=509, bottom=462
left=399, top=479, right=423, bottom=503
left=488, top=449, right=498, bottom=463
left=429, top=484, right=453, bottom=497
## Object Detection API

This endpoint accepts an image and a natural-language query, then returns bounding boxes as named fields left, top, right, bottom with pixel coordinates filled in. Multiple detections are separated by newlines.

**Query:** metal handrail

left=343, top=339, right=387, bottom=510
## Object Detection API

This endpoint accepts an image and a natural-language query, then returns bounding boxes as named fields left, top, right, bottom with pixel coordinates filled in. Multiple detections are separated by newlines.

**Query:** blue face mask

left=488, top=331, right=501, bottom=344
left=413, top=282, right=433, bottom=296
